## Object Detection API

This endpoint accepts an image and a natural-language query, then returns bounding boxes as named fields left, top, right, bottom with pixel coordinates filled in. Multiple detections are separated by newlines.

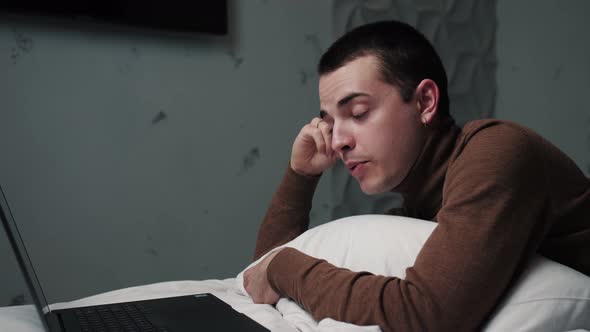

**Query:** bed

left=2, top=215, right=589, bottom=331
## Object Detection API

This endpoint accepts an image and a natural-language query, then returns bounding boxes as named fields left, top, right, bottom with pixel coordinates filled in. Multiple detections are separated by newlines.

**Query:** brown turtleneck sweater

left=253, top=118, right=590, bottom=331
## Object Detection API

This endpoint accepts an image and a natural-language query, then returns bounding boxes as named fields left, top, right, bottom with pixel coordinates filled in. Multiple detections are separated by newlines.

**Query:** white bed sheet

left=1, top=278, right=589, bottom=332
left=0, top=279, right=298, bottom=332
left=0, top=278, right=378, bottom=332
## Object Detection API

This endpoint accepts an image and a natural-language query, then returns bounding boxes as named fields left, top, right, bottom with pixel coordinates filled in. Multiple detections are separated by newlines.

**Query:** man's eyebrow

left=337, top=92, right=369, bottom=108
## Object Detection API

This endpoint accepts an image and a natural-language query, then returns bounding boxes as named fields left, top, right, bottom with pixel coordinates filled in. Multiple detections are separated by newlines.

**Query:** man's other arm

left=253, top=166, right=319, bottom=260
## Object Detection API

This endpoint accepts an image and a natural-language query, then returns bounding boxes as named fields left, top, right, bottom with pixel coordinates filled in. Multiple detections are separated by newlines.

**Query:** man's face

left=319, top=55, right=426, bottom=194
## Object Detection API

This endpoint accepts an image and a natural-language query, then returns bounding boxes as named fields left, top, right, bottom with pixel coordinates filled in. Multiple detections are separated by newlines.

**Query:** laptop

left=0, top=185, right=269, bottom=332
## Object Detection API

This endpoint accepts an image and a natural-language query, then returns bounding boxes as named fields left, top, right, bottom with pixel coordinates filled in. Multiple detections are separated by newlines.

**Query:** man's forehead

left=320, top=55, right=380, bottom=83
left=319, top=57, right=383, bottom=106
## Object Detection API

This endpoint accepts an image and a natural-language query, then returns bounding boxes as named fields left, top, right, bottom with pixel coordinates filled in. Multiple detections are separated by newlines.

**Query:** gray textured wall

left=0, top=1, right=333, bottom=305
left=496, top=0, right=590, bottom=176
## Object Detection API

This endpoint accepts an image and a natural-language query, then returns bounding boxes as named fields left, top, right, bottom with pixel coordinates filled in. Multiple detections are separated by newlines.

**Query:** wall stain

left=10, top=29, right=34, bottom=64
left=10, top=48, right=19, bottom=63
left=300, top=70, right=308, bottom=85
left=146, top=248, right=159, bottom=257
left=552, top=66, right=562, bottom=80
left=202, top=209, right=209, bottom=215
left=233, top=57, right=244, bottom=69
left=227, top=51, right=244, bottom=69
left=239, top=147, right=260, bottom=174
left=152, top=111, right=167, bottom=124
left=304, top=33, right=323, bottom=56
left=10, top=294, right=25, bottom=306
left=131, top=47, right=141, bottom=58
left=118, top=63, right=131, bottom=74
left=118, top=48, right=140, bottom=74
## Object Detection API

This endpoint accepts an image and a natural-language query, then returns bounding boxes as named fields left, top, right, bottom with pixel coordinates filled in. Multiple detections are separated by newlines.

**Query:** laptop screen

left=0, top=185, right=52, bottom=330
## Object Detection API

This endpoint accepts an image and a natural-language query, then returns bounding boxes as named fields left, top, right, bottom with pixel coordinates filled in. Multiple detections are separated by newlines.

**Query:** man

left=243, top=20, right=590, bottom=331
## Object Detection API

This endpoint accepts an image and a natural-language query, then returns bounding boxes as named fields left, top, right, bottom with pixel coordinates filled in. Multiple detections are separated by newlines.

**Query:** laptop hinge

left=45, top=312, right=64, bottom=332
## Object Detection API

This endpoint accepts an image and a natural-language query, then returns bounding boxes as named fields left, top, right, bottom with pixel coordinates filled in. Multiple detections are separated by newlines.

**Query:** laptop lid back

left=0, top=184, right=53, bottom=331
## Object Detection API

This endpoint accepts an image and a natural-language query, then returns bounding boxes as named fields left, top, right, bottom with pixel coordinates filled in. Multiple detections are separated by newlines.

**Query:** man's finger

left=308, top=127, right=326, bottom=154
left=317, top=120, right=333, bottom=157
left=309, top=117, right=323, bottom=128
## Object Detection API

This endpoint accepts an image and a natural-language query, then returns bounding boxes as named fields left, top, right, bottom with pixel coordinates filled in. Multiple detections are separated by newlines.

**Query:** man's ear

left=415, top=79, right=439, bottom=126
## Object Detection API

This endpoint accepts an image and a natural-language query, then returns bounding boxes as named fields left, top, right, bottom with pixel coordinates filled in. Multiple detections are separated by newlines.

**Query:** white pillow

left=239, top=215, right=590, bottom=331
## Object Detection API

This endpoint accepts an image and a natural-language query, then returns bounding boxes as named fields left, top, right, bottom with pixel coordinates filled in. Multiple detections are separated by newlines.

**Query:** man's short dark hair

left=318, top=20, right=450, bottom=118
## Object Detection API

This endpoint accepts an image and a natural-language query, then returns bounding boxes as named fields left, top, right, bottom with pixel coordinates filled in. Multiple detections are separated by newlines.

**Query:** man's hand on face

left=243, top=249, right=282, bottom=305
left=291, top=117, right=338, bottom=177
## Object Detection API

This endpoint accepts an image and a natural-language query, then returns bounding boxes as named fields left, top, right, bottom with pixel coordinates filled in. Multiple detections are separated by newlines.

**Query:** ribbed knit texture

left=254, top=119, right=590, bottom=331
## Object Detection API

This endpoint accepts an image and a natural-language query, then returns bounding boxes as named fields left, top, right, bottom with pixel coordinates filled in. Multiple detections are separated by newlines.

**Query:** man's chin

left=358, top=180, right=387, bottom=195
left=358, top=176, right=399, bottom=195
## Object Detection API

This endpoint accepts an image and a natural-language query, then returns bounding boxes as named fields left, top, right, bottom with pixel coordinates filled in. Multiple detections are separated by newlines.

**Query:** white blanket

left=2, top=277, right=589, bottom=332
left=0, top=278, right=375, bottom=332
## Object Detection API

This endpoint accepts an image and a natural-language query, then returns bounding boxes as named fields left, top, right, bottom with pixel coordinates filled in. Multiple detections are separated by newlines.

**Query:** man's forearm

left=253, top=166, right=320, bottom=260
left=266, top=248, right=432, bottom=331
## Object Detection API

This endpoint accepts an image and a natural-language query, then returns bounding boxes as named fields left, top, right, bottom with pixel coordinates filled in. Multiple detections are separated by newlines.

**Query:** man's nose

left=331, top=125, right=354, bottom=153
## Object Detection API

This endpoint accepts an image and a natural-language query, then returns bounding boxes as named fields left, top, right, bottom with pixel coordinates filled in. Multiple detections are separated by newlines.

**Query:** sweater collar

left=393, top=116, right=461, bottom=219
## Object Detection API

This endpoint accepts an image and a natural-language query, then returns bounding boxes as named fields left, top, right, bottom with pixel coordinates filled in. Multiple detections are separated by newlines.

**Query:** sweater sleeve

left=266, top=125, right=551, bottom=331
left=253, top=166, right=320, bottom=261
